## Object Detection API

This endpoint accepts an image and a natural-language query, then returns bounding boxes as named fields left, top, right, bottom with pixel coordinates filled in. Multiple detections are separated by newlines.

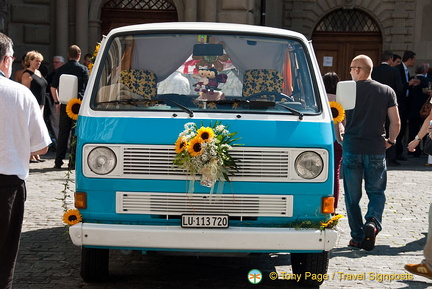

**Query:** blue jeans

left=342, top=152, right=387, bottom=243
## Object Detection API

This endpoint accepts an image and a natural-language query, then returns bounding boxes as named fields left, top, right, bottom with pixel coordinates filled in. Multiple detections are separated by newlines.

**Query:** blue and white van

left=68, top=22, right=339, bottom=287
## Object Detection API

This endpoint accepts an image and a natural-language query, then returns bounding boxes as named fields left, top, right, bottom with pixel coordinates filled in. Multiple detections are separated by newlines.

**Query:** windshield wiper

left=277, top=103, right=304, bottom=120
left=210, top=99, right=276, bottom=109
left=165, top=99, right=194, bottom=117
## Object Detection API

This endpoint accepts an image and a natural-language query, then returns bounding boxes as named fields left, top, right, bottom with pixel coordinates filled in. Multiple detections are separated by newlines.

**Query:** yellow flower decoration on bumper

left=329, top=101, right=345, bottom=123
left=66, top=98, right=82, bottom=120
left=320, top=214, right=343, bottom=229
left=63, top=209, right=82, bottom=226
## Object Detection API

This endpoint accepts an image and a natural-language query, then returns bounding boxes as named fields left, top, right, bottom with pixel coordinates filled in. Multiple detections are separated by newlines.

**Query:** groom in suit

left=395, top=51, right=420, bottom=161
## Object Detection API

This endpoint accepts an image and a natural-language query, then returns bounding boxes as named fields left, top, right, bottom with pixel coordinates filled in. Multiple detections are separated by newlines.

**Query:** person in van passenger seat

left=341, top=55, right=400, bottom=251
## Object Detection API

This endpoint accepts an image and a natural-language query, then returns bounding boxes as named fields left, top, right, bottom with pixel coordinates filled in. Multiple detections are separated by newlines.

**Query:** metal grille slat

left=117, top=192, right=293, bottom=217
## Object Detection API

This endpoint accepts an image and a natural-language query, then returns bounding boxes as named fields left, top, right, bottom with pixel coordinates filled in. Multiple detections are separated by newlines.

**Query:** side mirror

left=336, top=80, right=356, bottom=110
left=59, top=74, right=78, bottom=104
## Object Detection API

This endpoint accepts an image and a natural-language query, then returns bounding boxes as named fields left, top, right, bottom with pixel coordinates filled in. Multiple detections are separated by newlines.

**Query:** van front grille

left=116, top=192, right=293, bottom=217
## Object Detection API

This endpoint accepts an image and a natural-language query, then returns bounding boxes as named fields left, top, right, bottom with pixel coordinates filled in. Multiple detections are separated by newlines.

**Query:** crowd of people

left=14, top=46, right=89, bottom=168
left=325, top=51, right=432, bottom=280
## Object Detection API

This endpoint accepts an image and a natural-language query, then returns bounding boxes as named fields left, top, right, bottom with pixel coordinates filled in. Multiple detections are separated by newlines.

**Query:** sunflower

left=329, top=101, right=345, bottom=123
left=66, top=98, right=82, bottom=120
left=87, top=62, right=94, bottom=74
left=188, top=136, right=204, bottom=157
left=197, top=127, right=215, bottom=142
left=175, top=136, right=188, bottom=154
left=63, top=209, right=82, bottom=226
left=91, top=43, right=100, bottom=63
left=320, top=214, right=343, bottom=229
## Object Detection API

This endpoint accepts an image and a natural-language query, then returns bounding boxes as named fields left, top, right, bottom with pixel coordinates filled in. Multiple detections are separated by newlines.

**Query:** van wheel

left=291, top=251, right=329, bottom=287
left=81, top=247, right=109, bottom=282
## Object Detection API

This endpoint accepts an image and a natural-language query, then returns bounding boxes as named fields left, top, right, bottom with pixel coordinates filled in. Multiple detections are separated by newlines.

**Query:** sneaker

left=361, top=221, right=378, bottom=251
left=348, top=239, right=361, bottom=249
left=404, top=263, right=432, bottom=280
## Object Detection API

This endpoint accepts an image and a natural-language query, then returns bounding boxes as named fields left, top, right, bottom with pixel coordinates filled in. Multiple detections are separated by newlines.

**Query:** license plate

left=181, top=214, right=229, bottom=228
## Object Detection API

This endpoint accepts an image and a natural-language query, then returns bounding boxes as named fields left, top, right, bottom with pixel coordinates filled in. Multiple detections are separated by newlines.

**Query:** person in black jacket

left=50, top=45, right=88, bottom=169
left=371, top=50, right=403, bottom=166
left=407, top=63, right=432, bottom=156
left=395, top=51, right=420, bottom=161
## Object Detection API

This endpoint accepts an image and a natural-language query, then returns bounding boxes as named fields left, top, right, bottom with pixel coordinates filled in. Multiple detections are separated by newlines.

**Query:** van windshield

left=91, top=32, right=321, bottom=115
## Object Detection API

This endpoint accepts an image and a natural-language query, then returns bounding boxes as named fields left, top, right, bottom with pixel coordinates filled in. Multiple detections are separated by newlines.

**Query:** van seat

left=242, top=69, right=283, bottom=101
left=119, top=69, right=157, bottom=99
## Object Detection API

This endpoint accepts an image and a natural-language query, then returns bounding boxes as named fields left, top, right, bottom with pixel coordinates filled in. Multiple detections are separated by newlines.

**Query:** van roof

left=105, top=22, right=308, bottom=42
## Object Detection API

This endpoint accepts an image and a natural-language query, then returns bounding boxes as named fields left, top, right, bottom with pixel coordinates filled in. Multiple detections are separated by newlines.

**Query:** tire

left=80, top=247, right=109, bottom=282
left=291, top=251, right=330, bottom=287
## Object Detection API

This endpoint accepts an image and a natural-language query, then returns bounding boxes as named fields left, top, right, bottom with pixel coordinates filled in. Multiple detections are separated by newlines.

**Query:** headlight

left=294, top=151, right=323, bottom=179
left=87, top=147, right=117, bottom=175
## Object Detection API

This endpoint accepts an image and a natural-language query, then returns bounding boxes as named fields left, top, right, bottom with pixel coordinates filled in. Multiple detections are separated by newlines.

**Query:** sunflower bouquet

left=173, top=122, right=240, bottom=189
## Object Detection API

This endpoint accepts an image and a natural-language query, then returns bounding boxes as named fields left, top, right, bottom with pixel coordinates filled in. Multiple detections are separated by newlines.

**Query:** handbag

left=420, top=95, right=432, bottom=119
left=424, top=137, right=432, bottom=155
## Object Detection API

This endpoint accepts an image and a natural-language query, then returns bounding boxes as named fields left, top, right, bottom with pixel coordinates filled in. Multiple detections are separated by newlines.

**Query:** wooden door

left=312, top=32, right=382, bottom=81
left=101, top=0, right=178, bottom=36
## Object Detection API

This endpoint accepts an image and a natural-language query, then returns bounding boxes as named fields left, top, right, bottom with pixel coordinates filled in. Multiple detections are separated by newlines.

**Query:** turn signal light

left=75, top=192, right=87, bottom=209
left=321, top=197, right=335, bottom=214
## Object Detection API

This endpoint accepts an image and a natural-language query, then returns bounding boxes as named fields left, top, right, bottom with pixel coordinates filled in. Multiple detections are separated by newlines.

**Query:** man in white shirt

left=0, top=32, right=51, bottom=289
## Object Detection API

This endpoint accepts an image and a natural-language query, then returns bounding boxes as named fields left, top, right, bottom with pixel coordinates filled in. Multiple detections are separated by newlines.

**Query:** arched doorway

left=312, top=8, right=382, bottom=80
left=101, top=0, right=178, bottom=36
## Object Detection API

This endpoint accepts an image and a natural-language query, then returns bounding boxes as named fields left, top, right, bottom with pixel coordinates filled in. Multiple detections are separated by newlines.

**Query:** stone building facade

left=1, top=0, right=431, bottom=78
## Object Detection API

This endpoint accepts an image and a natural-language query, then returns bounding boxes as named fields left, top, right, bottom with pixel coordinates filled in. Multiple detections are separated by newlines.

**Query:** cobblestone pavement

left=12, top=151, right=432, bottom=289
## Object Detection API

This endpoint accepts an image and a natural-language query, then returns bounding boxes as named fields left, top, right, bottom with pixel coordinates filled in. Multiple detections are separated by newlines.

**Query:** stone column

left=265, top=0, right=283, bottom=27
left=56, top=0, right=69, bottom=57
left=204, top=0, right=217, bottom=22
left=76, top=0, right=89, bottom=55
left=184, top=0, right=197, bottom=21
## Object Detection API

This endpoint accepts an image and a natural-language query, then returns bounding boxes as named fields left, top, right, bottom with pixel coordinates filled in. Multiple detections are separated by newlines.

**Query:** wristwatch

left=54, top=101, right=60, bottom=105
left=415, top=135, right=421, bottom=141
left=387, top=139, right=396, bottom=146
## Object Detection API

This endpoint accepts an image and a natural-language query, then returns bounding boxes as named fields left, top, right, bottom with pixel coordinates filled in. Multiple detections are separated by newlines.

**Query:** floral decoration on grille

left=173, top=122, right=240, bottom=189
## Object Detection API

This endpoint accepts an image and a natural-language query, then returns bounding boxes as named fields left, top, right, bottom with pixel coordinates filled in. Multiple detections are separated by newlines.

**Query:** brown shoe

left=348, top=239, right=361, bottom=249
left=404, top=263, right=432, bottom=279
